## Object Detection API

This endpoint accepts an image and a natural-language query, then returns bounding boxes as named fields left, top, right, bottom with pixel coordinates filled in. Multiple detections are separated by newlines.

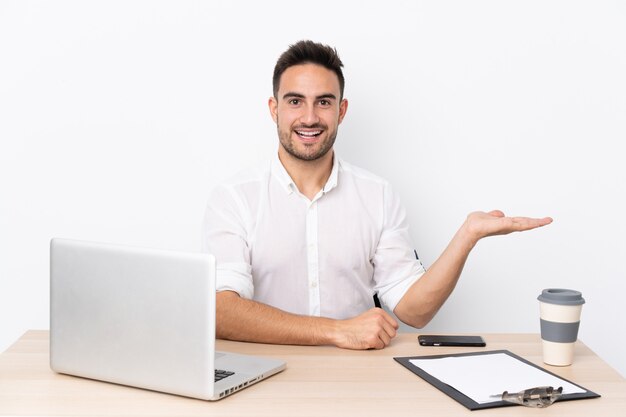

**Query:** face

left=269, top=64, right=348, bottom=162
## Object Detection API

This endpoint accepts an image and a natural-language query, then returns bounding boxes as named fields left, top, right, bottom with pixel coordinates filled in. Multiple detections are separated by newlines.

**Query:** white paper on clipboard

left=409, top=352, right=585, bottom=404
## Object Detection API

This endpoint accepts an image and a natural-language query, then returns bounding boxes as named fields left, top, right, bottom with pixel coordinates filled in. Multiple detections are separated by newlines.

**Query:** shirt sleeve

left=372, top=183, right=426, bottom=312
left=201, top=185, right=254, bottom=299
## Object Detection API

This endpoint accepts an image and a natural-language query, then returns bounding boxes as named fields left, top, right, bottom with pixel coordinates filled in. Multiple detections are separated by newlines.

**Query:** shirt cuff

left=215, top=262, right=254, bottom=300
left=377, top=266, right=425, bottom=312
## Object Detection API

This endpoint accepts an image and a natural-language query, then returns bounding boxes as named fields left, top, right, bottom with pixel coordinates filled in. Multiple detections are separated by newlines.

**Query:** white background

left=1, top=1, right=625, bottom=377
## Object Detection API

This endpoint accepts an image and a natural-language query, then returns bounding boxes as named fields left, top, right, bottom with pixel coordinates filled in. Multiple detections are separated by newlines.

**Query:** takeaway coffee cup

left=538, top=289, right=585, bottom=366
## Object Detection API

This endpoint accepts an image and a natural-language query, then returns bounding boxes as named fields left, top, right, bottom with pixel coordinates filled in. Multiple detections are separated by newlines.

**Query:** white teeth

left=296, top=130, right=321, bottom=137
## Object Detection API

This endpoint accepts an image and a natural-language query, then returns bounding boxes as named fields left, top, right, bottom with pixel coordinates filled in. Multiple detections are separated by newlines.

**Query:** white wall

left=1, top=1, right=624, bottom=377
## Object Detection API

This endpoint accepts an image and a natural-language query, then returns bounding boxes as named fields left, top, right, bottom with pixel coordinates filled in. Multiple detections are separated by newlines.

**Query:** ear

left=338, top=98, right=348, bottom=124
left=268, top=96, right=278, bottom=124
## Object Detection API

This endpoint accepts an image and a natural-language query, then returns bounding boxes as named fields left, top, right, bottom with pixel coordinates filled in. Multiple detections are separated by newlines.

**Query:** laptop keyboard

left=215, top=369, right=235, bottom=382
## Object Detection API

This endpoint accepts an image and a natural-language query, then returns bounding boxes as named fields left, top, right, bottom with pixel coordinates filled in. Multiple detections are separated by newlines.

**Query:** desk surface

left=1, top=331, right=625, bottom=416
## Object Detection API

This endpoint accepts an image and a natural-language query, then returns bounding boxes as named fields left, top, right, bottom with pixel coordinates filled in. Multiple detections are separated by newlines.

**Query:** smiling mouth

left=294, top=129, right=323, bottom=140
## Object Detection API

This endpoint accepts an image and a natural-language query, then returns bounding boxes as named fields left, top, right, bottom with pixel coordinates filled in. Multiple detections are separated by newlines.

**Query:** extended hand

left=464, top=210, right=553, bottom=243
left=332, top=308, right=399, bottom=350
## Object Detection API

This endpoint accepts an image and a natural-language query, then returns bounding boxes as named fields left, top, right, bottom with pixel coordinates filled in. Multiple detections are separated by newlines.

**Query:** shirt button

left=311, top=281, right=318, bottom=288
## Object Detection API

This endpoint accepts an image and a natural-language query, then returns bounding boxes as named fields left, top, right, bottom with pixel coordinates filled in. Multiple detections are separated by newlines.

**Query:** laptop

left=50, top=238, right=286, bottom=400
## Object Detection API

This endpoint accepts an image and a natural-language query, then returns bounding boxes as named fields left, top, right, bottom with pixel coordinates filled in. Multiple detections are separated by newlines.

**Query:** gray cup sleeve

left=540, top=319, right=580, bottom=343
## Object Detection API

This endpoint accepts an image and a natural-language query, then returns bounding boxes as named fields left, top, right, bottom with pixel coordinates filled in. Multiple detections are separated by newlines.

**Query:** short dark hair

left=273, top=40, right=345, bottom=99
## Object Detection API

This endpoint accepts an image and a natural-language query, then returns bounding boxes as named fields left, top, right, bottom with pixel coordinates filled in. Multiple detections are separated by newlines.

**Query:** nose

left=299, top=103, right=320, bottom=126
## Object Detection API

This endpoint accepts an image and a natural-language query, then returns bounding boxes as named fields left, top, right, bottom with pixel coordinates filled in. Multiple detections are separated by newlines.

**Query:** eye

left=319, top=99, right=331, bottom=106
left=288, top=98, right=301, bottom=105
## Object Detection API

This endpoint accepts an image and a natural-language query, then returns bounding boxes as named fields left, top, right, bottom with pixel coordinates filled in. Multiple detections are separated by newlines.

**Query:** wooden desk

left=1, top=331, right=625, bottom=416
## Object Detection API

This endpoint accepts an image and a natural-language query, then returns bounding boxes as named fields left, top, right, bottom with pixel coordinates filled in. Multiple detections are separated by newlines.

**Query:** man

left=202, top=40, right=552, bottom=350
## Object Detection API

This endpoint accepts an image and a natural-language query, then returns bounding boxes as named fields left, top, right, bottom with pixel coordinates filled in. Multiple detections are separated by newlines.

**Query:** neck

left=278, top=147, right=334, bottom=200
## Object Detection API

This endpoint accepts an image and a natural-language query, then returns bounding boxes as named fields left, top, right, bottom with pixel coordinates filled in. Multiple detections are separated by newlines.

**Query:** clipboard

left=394, top=350, right=600, bottom=410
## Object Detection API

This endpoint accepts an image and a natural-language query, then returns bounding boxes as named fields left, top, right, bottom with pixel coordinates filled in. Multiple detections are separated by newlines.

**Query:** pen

left=373, top=293, right=381, bottom=308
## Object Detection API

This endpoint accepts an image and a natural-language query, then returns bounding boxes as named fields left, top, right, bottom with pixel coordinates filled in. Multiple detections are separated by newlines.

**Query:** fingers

left=376, top=331, right=391, bottom=349
left=380, top=310, right=399, bottom=336
left=371, top=308, right=399, bottom=349
left=336, top=308, right=399, bottom=350
left=373, top=309, right=398, bottom=349
left=484, top=210, right=552, bottom=227
left=510, top=216, right=553, bottom=231
left=487, top=209, right=505, bottom=218
left=465, top=210, right=553, bottom=242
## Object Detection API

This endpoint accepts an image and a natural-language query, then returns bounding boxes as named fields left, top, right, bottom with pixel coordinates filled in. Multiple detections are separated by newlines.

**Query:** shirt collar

left=323, top=154, right=339, bottom=194
left=271, top=152, right=297, bottom=194
left=271, top=151, right=340, bottom=196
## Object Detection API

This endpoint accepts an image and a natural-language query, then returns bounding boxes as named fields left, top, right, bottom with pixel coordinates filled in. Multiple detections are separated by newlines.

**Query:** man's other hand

left=331, top=308, right=399, bottom=350
left=463, top=210, right=553, bottom=245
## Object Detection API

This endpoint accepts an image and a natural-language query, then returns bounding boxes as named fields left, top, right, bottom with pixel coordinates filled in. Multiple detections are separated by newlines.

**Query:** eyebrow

left=282, top=92, right=337, bottom=101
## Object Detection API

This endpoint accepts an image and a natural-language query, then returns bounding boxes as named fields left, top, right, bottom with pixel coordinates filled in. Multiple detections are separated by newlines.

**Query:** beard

left=277, top=119, right=338, bottom=162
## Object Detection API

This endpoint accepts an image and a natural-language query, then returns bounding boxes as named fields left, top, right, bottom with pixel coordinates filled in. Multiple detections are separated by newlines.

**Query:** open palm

left=465, top=210, right=553, bottom=240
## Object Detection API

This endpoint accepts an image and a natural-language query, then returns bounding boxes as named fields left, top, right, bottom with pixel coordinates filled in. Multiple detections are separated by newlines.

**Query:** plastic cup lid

left=537, top=288, right=585, bottom=306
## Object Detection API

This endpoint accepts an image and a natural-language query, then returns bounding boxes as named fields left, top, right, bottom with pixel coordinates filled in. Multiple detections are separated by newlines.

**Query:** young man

left=202, top=40, right=552, bottom=350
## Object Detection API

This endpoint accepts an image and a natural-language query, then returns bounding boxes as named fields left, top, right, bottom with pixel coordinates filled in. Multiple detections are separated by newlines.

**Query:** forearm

left=394, top=222, right=478, bottom=328
left=217, top=290, right=400, bottom=349
left=216, top=290, right=338, bottom=346
left=394, top=210, right=552, bottom=328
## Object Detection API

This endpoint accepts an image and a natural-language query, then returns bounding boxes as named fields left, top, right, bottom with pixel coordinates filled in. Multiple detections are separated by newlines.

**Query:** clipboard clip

left=492, top=386, right=563, bottom=408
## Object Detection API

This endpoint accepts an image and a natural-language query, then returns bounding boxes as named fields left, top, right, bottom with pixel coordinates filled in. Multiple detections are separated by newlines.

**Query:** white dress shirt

left=202, top=153, right=425, bottom=320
